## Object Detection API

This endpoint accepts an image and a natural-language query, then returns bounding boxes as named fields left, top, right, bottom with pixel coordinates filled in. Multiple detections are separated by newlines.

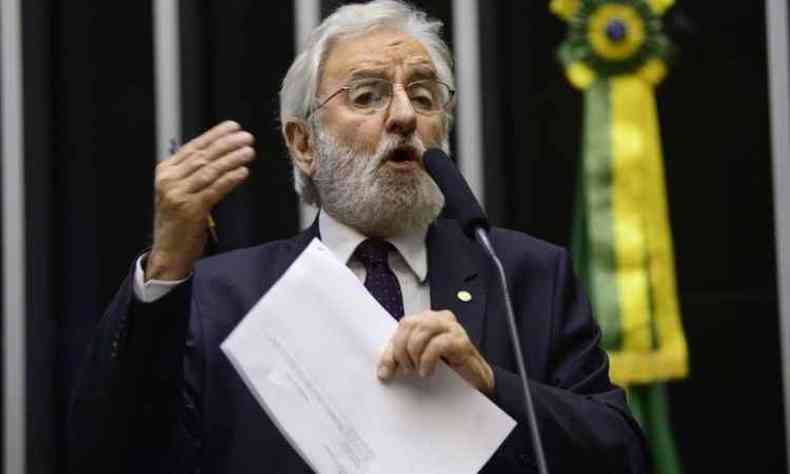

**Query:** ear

left=284, top=120, right=317, bottom=177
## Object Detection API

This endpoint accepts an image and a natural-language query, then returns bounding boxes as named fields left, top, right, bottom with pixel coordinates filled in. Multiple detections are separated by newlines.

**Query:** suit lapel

left=282, top=218, right=320, bottom=263
left=251, top=219, right=320, bottom=301
left=427, top=220, right=487, bottom=347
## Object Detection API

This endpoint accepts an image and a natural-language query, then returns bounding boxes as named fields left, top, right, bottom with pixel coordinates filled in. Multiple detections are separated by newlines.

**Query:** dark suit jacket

left=68, top=219, right=648, bottom=473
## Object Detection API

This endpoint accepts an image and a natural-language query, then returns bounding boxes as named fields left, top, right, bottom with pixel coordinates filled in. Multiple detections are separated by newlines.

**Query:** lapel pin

left=457, top=290, right=472, bottom=302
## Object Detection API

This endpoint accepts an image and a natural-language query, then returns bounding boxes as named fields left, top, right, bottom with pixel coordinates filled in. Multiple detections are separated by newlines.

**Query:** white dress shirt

left=133, top=212, right=432, bottom=316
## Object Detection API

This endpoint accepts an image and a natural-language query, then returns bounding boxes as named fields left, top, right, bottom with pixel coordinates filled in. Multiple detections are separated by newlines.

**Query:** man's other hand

left=146, top=121, right=255, bottom=281
left=377, top=310, right=495, bottom=396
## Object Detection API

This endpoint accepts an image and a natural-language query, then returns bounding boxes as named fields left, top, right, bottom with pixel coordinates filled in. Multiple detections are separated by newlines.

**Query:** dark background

left=493, top=3, right=784, bottom=473
left=15, top=1, right=785, bottom=472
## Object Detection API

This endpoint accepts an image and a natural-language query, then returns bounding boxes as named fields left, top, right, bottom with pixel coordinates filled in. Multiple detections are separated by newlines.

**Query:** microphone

left=422, top=149, right=490, bottom=237
left=423, top=149, right=550, bottom=474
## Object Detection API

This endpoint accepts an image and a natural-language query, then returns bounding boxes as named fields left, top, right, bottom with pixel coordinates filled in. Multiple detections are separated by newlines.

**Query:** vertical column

left=295, top=0, right=320, bottom=51
left=295, top=0, right=320, bottom=229
left=766, top=0, right=790, bottom=467
left=154, top=0, right=182, bottom=162
left=0, top=0, right=26, bottom=472
left=452, top=0, right=485, bottom=206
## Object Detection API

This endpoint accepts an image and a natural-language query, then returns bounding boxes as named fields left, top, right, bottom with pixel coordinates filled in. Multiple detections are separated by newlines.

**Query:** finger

left=169, top=121, right=240, bottom=166
left=172, top=130, right=254, bottom=179
left=406, top=320, right=445, bottom=375
left=181, top=145, right=256, bottom=191
left=199, top=130, right=255, bottom=163
left=377, top=341, right=397, bottom=381
left=419, top=333, right=456, bottom=377
left=392, top=318, right=418, bottom=375
left=436, top=309, right=458, bottom=324
left=197, top=166, right=250, bottom=208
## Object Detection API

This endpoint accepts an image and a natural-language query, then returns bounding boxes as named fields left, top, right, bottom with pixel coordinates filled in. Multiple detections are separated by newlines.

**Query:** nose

left=384, top=85, right=417, bottom=137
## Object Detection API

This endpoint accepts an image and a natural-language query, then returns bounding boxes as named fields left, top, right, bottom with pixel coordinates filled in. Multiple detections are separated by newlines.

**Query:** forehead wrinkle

left=320, top=30, right=437, bottom=93
left=344, top=59, right=437, bottom=83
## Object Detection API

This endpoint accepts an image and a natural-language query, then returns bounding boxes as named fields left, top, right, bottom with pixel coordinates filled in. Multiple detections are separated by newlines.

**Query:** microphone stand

left=422, top=147, right=549, bottom=472
left=474, top=227, right=549, bottom=474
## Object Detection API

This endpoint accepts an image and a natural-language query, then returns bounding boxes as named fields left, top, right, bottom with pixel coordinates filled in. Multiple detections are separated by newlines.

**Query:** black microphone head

left=422, top=148, right=490, bottom=237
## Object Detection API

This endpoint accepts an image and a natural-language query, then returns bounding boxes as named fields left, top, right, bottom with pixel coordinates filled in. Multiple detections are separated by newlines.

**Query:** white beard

left=312, top=128, right=446, bottom=238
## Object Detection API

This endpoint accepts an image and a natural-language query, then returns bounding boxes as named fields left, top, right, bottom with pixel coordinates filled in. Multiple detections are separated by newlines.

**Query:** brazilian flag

left=551, top=1, right=688, bottom=473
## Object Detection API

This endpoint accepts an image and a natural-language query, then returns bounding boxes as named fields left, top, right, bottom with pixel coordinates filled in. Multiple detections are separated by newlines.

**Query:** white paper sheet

left=221, top=238, right=516, bottom=474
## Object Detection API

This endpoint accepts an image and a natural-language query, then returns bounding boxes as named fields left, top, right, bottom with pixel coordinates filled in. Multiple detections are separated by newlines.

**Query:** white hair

left=279, top=0, right=455, bottom=204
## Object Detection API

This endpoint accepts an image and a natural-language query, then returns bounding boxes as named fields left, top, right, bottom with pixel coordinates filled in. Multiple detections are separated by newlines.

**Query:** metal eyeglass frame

left=305, top=78, right=456, bottom=120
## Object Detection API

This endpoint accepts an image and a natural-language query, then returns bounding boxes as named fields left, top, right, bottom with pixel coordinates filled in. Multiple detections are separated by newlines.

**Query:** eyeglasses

left=307, top=78, right=455, bottom=118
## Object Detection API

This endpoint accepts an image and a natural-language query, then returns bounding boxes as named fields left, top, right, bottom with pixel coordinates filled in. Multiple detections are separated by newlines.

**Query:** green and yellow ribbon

left=553, top=0, right=687, bottom=388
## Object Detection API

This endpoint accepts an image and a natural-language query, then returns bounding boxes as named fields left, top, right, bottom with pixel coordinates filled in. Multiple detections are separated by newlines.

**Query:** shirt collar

left=318, top=210, right=428, bottom=283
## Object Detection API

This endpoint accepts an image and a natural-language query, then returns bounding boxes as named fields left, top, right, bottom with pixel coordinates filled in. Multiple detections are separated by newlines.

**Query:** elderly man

left=69, top=1, right=648, bottom=473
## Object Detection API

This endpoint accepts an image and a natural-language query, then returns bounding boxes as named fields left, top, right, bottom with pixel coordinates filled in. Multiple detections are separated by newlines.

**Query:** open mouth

left=387, top=146, right=419, bottom=164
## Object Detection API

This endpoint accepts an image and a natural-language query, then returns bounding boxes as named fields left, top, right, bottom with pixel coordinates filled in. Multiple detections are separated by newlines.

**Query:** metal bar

left=765, top=0, right=790, bottom=466
left=294, top=0, right=320, bottom=229
left=452, top=0, right=485, bottom=207
left=154, top=0, right=182, bottom=162
left=0, top=0, right=26, bottom=471
left=294, top=0, right=320, bottom=51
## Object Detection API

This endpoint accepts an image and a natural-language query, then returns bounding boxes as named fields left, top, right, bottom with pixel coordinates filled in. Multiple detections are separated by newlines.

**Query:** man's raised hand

left=145, top=121, right=255, bottom=281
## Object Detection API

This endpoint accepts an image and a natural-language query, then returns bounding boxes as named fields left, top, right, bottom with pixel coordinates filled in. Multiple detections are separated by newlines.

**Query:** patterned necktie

left=354, top=239, right=404, bottom=319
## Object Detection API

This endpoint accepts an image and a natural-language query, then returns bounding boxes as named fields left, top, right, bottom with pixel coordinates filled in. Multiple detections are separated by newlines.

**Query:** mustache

left=369, top=135, right=426, bottom=171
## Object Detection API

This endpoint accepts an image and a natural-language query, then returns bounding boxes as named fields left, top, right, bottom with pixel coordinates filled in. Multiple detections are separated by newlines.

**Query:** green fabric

left=571, top=78, right=683, bottom=474
left=571, top=146, right=589, bottom=284
left=578, top=79, right=622, bottom=350
left=628, top=384, right=684, bottom=474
